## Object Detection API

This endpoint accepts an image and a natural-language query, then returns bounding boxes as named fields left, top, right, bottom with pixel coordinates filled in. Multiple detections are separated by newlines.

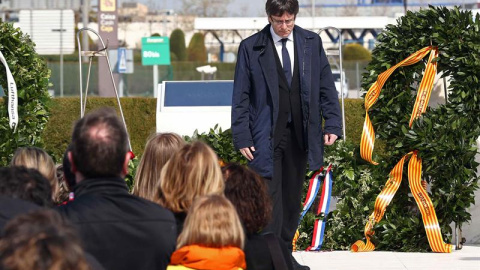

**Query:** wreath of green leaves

left=0, top=23, right=51, bottom=165
left=367, top=5, right=480, bottom=246
left=317, top=6, right=480, bottom=252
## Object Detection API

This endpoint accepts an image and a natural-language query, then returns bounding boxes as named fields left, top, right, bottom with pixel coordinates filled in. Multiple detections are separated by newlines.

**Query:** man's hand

left=240, top=146, right=256, bottom=161
left=324, top=133, right=338, bottom=146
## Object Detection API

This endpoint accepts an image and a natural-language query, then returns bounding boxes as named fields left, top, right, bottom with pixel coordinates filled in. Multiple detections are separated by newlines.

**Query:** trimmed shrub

left=343, top=43, right=372, bottom=61
left=187, top=33, right=207, bottom=62
left=170, top=28, right=187, bottom=61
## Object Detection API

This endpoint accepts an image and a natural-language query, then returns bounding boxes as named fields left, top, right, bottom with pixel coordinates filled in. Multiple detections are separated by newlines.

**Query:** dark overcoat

left=231, top=24, right=342, bottom=178
left=57, top=177, right=177, bottom=270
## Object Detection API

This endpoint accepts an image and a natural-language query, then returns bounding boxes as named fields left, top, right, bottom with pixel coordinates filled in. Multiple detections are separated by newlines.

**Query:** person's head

left=132, top=132, right=185, bottom=200
left=222, top=163, right=272, bottom=234
left=0, top=209, right=89, bottom=270
left=0, top=166, right=52, bottom=207
left=266, top=0, right=299, bottom=38
left=70, top=107, right=130, bottom=181
left=10, top=147, right=58, bottom=202
left=177, top=195, right=245, bottom=249
left=156, top=141, right=224, bottom=213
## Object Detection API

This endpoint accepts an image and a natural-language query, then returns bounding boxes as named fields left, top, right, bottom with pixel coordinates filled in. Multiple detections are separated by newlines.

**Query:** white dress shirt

left=270, top=26, right=294, bottom=76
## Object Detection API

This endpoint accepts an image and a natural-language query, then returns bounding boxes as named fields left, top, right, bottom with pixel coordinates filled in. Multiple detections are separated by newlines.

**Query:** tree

left=187, top=33, right=207, bottom=62
left=170, top=29, right=187, bottom=61
left=180, top=0, right=233, bottom=17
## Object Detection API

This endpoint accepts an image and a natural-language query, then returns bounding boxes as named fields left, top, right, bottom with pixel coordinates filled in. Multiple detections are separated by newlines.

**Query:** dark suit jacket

left=232, top=24, right=342, bottom=178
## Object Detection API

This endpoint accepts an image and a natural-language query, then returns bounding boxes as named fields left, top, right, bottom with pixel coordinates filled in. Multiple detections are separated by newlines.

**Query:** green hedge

left=42, top=97, right=157, bottom=161
left=42, top=97, right=364, bottom=161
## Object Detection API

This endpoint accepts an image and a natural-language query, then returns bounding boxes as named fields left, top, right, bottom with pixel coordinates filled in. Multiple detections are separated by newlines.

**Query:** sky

left=118, top=0, right=266, bottom=17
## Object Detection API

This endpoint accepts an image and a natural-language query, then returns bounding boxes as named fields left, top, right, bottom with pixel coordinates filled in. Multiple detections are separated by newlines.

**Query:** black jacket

left=0, top=196, right=41, bottom=233
left=57, top=177, right=177, bottom=270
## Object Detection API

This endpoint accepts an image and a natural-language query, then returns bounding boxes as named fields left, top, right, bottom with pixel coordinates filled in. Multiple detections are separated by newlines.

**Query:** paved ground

left=292, top=245, right=480, bottom=270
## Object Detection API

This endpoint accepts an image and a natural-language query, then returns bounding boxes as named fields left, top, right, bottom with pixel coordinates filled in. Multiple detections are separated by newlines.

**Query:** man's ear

left=68, top=151, right=77, bottom=173
left=121, top=152, right=132, bottom=176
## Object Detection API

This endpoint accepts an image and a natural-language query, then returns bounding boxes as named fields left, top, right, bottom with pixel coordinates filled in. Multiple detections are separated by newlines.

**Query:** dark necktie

left=281, top=38, right=292, bottom=86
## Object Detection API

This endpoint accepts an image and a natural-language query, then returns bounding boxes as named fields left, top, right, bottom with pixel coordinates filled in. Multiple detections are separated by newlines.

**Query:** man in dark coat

left=57, top=107, right=177, bottom=270
left=231, top=0, right=342, bottom=269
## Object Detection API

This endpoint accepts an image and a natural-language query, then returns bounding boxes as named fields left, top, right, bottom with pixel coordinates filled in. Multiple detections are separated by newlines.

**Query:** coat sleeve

left=231, top=41, right=253, bottom=150
left=317, top=38, right=343, bottom=137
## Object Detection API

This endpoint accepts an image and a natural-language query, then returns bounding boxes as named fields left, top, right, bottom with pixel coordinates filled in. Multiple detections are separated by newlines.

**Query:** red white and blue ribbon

left=297, top=165, right=333, bottom=251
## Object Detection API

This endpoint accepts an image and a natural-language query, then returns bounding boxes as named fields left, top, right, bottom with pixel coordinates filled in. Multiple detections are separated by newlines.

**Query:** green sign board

left=141, top=37, right=171, bottom=66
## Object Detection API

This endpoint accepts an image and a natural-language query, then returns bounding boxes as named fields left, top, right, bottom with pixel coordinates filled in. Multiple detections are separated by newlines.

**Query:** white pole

left=119, top=74, right=124, bottom=97
left=82, top=0, right=89, bottom=62
left=312, top=0, right=315, bottom=17
left=312, top=0, right=315, bottom=29
left=60, top=9, right=64, bottom=97
left=163, top=12, right=167, bottom=36
left=153, top=65, right=158, bottom=97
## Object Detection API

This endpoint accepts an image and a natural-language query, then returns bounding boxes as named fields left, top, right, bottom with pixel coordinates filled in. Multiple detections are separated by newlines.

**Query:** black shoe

left=291, top=254, right=310, bottom=270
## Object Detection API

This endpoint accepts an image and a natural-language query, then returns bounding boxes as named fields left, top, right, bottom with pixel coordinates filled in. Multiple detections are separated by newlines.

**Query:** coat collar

left=73, top=177, right=129, bottom=197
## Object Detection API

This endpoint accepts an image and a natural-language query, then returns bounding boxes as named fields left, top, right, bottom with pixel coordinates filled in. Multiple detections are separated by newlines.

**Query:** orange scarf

left=170, top=245, right=246, bottom=270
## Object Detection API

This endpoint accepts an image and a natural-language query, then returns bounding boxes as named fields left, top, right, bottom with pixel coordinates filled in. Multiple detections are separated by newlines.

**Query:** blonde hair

left=177, top=195, right=245, bottom=249
left=132, top=133, right=185, bottom=201
left=156, top=141, right=224, bottom=213
left=11, top=147, right=59, bottom=203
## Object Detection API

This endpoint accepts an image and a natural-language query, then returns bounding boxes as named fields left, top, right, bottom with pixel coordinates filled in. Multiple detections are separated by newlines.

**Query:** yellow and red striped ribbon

left=408, top=153, right=453, bottom=253
left=352, top=152, right=453, bottom=253
left=409, top=48, right=438, bottom=127
left=292, top=230, right=300, bottom=252
left=360, top=46, right=437, bottom=164
left=353, top=46, right=453, bottom=253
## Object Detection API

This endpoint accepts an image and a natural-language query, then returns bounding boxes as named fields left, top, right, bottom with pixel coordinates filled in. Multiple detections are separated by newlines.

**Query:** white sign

left=156, top=81, right=233, bottom=136
left=16, top=10, right=75, bottom=55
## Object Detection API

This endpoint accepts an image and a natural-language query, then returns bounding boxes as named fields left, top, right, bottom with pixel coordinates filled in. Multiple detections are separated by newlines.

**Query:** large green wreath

left=0, top=23, right=51, bottom=165
left=312, top=6, right=480, bottom=252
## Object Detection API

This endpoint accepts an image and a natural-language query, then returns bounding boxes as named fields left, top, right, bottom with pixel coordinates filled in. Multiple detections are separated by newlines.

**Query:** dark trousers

left=264, top=124, right=307, bottom=251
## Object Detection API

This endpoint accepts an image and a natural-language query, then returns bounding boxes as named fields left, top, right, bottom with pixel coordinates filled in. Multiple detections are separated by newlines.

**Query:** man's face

left=269, top=12, right=295, bottom=38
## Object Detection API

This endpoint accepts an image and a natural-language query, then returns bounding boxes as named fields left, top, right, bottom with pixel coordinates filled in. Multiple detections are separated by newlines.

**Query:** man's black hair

left=0, top=166, right=52, bottom=207
left=70, top=107, right=128, bottom=178
left=265, top=0, right=299, bottom=17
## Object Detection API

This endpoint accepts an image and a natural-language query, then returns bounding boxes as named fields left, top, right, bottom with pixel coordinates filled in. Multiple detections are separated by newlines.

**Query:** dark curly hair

left=222, top=163, right=272, bottom=234
left=0, top=209, right=89, bottom=270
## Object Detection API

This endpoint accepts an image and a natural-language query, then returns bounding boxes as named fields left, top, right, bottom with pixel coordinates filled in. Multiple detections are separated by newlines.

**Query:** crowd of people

left=0, top=107, right=294, bottom=270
